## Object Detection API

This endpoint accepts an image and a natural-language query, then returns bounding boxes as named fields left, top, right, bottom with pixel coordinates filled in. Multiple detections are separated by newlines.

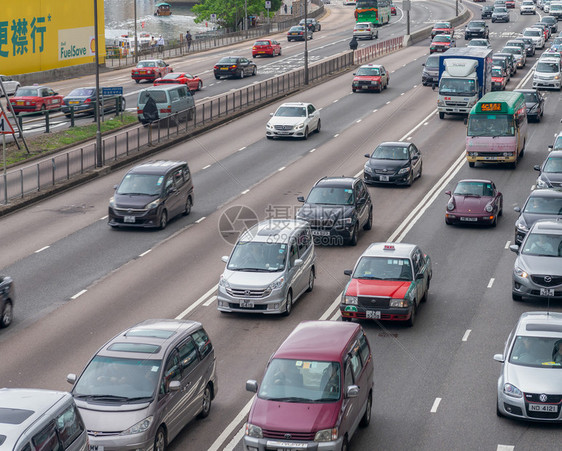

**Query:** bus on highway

left=466, top=91, right=527, bottom=168
left=355, top=0, right=392, bottom=25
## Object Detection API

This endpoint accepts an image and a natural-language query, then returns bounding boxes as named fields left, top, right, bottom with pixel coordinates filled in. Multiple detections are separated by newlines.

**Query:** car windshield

left=274, top=106, right=307, bottom=117
left=553, top=136, right=562, bottom=151
left=469, top=22, right=485, bottom=28
left=553, top=38, right=562, bottom=45
left=139, top=91, right=167, bottom=103
left=352, top=256, right=413, bottom=281
left=521, top=232, right=562, bottom=257
left=425, top=56, right=439, bottom=69
left=356, top=67, right=380, bottom=76
left=492, top=68, right=504, bottom=77
left=162, top=73, right=181, bottom=79
left=543, top=157, right=562, bottom=172
left=524, top=29, right=541, bottom=37
left=73, top=355, right=161, bottom=400
left=306, top=186, right=354, bottom=205
left=495, top=7, right=507, bottom=12
left=218, top=57, right=238, bottom=64
left=502, top=47, right=521, bottom=55
left=117, top=173, right=164, bottom=196
left=371, top=145, right=409, bottom=160
left=469, top=40, right=487, bottom=46
left=137, top=61, right=156, bottom=67
left=439, top=78, right=476, bottom=96
left=537, top=61, right=560, bottom=73
left=356, top=24, right=370, bottom=29
left=509, top=336, right=562, bottom=368
left=521, top=92, right=538, bottom=102
left=433, top=36, right=451, bottom=43
left=16, top=88, right=39, bottom=97
left=434, top=22, right=450, bottom=29
left=454, top=181, right=494, bottom=197
left=467, top=114, right=515, bottom=137
left=258, top=359, right=341, bottom=403
left=523, top=196, right=562, bottom=214
left=68, top=88, right=95, bottom=97
left=289, top=26, right=304, bottom=32
left=227, top=241, right=287, bottom=272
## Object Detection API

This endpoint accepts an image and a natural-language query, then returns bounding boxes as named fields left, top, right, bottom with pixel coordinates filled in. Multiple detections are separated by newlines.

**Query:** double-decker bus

left=355, top=0, right=392, bottom=25
left=466, top=91, right=527, bottom=168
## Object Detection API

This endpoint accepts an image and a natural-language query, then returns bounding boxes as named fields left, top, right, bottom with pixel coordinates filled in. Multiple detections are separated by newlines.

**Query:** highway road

left=1, top=0, right=561, bottom=450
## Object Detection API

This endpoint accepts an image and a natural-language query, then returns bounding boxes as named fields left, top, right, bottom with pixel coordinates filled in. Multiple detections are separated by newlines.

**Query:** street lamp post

left=304, top=0, right=309, bottom=84
left=244, top=0, right=248, bottom=37
left=134, top=0, right=138, bottom=63
left=94, top=0, right=102, bottom=167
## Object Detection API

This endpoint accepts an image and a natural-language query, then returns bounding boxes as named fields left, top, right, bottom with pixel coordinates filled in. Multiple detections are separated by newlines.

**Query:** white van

left=0, top=388, right=88, bottom=450
left=137, top=84, right=195, bottom=124
left=533, top=56, right=562, bottom=90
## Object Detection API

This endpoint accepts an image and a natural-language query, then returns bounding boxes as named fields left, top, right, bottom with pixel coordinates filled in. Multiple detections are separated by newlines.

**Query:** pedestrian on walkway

left=284, top=3, right=288, bottom=14
left=157, top=35, right=165, bottom=52
left=185, top=30, right=192, bottom=52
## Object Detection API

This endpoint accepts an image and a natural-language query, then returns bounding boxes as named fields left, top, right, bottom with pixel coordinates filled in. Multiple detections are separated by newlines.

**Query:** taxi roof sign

left=383, top=244, right=395, bottom=250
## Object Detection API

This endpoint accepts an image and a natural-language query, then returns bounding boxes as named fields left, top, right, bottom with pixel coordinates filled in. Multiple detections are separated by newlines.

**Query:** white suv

left=520, top=0, right=537, bottom=14
left=266, top=102, right=321, bottom=139
left=533, top=56, right=562, bottom=90
left=353, top=22, right=378, bottom=40
left=523, top=27, right=545, bottom=49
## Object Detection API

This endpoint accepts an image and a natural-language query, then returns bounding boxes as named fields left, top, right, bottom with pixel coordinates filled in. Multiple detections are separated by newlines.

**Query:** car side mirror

left=534, top=165, right=541, bottom=171
left=294, top=258, right=303, bottom=267
left=416, top=273, right=424, bottom=280
left=345, top=385, right=360, bottom=399
left=509, top=244, right=519, bottom=254
left=353, top=73, right=356, bottom=75
left=114, top=184, right=119, bottom=190
left=169, top=381, right=181, bottom=392
left=270, top=112, right=274, bottom=117
left=297, top=196, right=305, bottom=202
left=344, top=269, right=352, bottom=276
left=221, top=256, right=229, bottom=263
left=246, top=380, right=258, bottom=393
left=493, top=354, right=505, bottom=363
left=445, top=190, right=451, bottom=196
left=464, top=117, right=468, bottom=125
left=548, top=145, right=554, bottom=151
left=66, top=373, right=77, bottom=385
left=364, top=153, right=371, bottom=158
left=514, top=206, right=521, bottom=212
left=431, top=84, right=436, bottom=91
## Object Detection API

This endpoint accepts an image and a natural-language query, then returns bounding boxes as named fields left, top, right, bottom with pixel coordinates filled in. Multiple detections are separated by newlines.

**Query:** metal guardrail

left=1, top=36, right=403, bottom=206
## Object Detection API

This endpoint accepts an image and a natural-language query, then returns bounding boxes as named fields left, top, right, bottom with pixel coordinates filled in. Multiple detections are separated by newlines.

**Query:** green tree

left=193, top=0, right=283, bottom=31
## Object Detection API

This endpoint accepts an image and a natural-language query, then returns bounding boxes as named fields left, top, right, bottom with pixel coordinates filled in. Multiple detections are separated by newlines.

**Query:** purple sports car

left=445, top=179, right=503, bottom=226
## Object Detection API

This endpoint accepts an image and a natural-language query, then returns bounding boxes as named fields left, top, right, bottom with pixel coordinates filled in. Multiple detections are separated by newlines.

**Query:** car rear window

left=16, top=88, right=39, bottom=96
left=254, top=41, right=270, bottom=46
left=139, top=91, right=168, bottom=103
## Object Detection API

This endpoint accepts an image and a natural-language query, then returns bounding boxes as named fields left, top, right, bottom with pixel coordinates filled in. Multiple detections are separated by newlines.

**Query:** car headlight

left=294, top=122, right=305, bottom=130
left=503, top=383, right=523, bottom=398
left=120, top=416, right=153, bottom=436
left=397, top=167, right=410, bottom=175
left=245, top=423, right=263, bottom=438
left=218, top=276, right=231, bottom=289
left=344, top=295, right=358, bottom=305
left=314, top=428, right=338, bottom=442
left=364, top=164, right=373, bottom=173
left=516, top=221, right=528, bottom=233
left=109, top=197, right=115, bottom=208
left=447, top=202, right=455, bottom=211
left=336, top=217, right=353, bottom=225
left=536, top=178, right=548, bottom=188
left=514, top=265, right=528, bottom=279
left=437, top=99, right=445, bottom=106
left=555, top=75, right=561, bottom=80
left=371, top=80, right=379, bottom=85
left=266, top=122, right=274, bottom=130
left=146, top=198, right=161, bottom=210
left=389, top=298, right=408, bottom=307
left=268, top=276, right=285, bottom=290
left=485, top=204, right=493, bottom=213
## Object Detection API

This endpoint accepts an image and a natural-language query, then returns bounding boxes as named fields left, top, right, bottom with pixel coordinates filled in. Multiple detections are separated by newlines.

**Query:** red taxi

left=391, top=4, right=397, bottom=15
left=505, top=0, right=515, bottom=8
left=131, top=59, right=173, bottom=83
left=430, top=34, right=455, bottom=53
left=340, top=243, right=432, bottom=327
left=154, top=72, right=202, bottom=92
left=351, top=64, right=389, bottom=92
left=431, top=21, right=454, bottom=38
left=491, top=66, right=508, bottom=91
left=9, top=86, right=63, bottom=114
left=252, top=39, right=281, bottom=57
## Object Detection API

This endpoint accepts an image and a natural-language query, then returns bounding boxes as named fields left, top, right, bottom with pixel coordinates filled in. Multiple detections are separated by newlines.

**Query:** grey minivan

left=0, top=388, right=88, bottom=451
left=217, top=219, right=316, bottom=316
left=137, top=85, right=194, bottom=125
left=67, top=319, right=217, bottom=451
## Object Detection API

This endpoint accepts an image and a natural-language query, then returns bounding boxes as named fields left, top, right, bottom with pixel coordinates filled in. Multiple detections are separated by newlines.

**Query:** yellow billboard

left=0, top=0, right=105, bottom=76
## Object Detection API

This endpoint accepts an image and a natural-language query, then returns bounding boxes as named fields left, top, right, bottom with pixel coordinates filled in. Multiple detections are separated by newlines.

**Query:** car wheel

left=266, top=135, right=273, bottom=140
left=439, top=112, right=445, bottom=119
left=445, top=218, right=452, bottom=225
left=315, top=119, right=321, bottom=133
left=239, top=70, right=244, bottom=79
left=364, top=208, right=372, bottom=230
left=468, top=162, right=475, bottom=168
left=497, top=397, right=504, bottom=417
left=491, top=215, right=498, bottom=227
left=512, top=292, right=523, bottom=301
left=303, top=126, right=309, bottom=140
left=135, top=79, right=140, bottom=83
left=198, top=384, right=212, bottom=418
left=215, top=75, right=220, bottom=80
left=352, top=88, right=357, bottom=93
left=341, top=437, right=349, bottom=451
left=348, top=223, right=359, bottom=246
left=282, top=290, right=293, bottom=316
left=306, top=268, right=315, bottom=292
left=183, top=196, right=192, bottom=216
left=417, top=162, right=423, bottom=178
left=198, top=81, right=203, bottom=91
left=406, top=171, right=414, bottom=187
left=1, top=301, right=13, bottom=328
left=359, top=393, right=372, bottom=427
left=154, top=426, right=167, bottom=451
left=252, top=66, right=257, bottom=76
left=406, top=303, right=416, bottom=327
left=341, top=316, right=352, bottom=322
left=159, top=210, right=168, bottom=230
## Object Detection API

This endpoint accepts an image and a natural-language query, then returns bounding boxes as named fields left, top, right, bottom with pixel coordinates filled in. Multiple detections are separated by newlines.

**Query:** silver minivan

left=137, top=85, right=195, bottom=124
left=0, top=388, right=89, bottom=451
left=67, top=319, right=217, bottom=451
left=217, top=219, right=316, bottom=316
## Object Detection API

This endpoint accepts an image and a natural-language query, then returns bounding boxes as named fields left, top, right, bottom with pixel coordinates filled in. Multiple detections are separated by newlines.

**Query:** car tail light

left=85, top=98, right=91, bottom=103
left=160, top=108, right=172, bottom=113
left=213, top=65, right=218, bottom=70
left=229, top=65, right=237, bottom=69
left=137, top=109, right=143, bottom=114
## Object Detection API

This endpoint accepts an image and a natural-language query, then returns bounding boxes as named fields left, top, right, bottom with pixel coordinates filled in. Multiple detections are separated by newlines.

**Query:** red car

left=351, top=64, right=389, bottom=92
left=505, top=0, right=515, bottom=7
left=445, top=179, right=503, bottom=226
left=430, top=34, right=455, bottom=53
left=391, top=5, right=396, bottom=15
left=431, top=21, right=454, bottom=38
left=252, top=39, right=281, bottom=57
left=9, top=85, right=63, bottom=114
left=131, top=59, right=173, bottom=83
left=154, top=72, right=202, bottom=92
left=491, top=67, right=507, bottom=91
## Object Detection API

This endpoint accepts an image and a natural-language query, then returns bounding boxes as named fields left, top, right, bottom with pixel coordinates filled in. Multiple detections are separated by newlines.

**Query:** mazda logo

left=544, top=276, right=552, bottom=283
left=540, top=394, right=548, bottom=403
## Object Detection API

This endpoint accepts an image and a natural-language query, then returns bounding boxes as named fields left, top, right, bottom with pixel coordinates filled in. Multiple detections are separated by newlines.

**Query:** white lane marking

left=71, top=290, right=87, bottom=300
left=400, top=92, right=405, bottom=96
left=309, top=148, right=316, bottom=153
left=238, top=146, right=246, bottom=151
left=139, top=249, right=152, bottom=257
left=175, top=284, right=218, bottom=320
left=497, top=446, right=515, bottom=451
left=462, top=330, right=472, bottom=342
left=505, top=241, right=511, bottom=249
left=334, top=134, right=339, bottom=138
left=203, top=295, right=217, bottom=307
left=195, top=217, right=206, bottom=224
left=278, top=166, right=286, bottom=172
left=531, top=184, right=536, bottom=190
left=202, top=164, right=211, bottom=170
left=373, top=109, right=378, bottom=113
left=241, top=189, right=250, bottom=195
left=430, top=397, right=442, bottom=413
left=424, top=122, right=429, bottom=125
left=356, top=119, right=362, bottom=123
left=100, top=215, right=108, bottom=220
left=407, top=136, right=412, bottom=140
left=320, top=294, right=343, bottom=321
left=35, top=246, right=50, bottom=253
left=224, top=426, right=246, bottom=451
left=333, top=99, right=339, bottom=103
left=488, top=278, right=495, bottom=288
left=386, top=101, right=391, bottom=104
left=208, top=397, right=255, bottom=451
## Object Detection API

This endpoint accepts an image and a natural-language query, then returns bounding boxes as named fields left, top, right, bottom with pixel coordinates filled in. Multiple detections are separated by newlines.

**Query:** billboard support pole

left=94, top=0, right=102, bottom=167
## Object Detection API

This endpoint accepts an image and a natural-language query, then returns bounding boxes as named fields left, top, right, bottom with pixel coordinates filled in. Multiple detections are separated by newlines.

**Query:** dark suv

left=108, top=160, right=194, bottom=229
left=299, top=18, right=321, bottom=32
left=0, top=275, right=14, bottom=328
left=465, top=20, right=489, bottom=39
left=481, top=5, right=494, bottom=19
left=296, top=177, right=373, bottom=246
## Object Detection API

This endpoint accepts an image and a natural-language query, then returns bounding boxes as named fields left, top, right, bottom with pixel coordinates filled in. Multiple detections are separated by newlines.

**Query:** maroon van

left=244, top=321, right=374, bottom=451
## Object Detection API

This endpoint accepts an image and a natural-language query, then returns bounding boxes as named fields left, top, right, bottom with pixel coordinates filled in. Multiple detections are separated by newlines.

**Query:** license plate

left=266, top=441, right=307, bottom=449
left=124, top=215, right=135, bottom=223
left=140, top=70, right=147, bottom=74
left=291, top=33, right=298, bottom=35
left=484, top=156, right=500, bottom=160
left=311, top=230, right=330, bottom=236
left=17, top=101, right=24, bottom=105
left=366, top=310, right=381, bottom=319
left=529, top=403, right=558, bottom=412
left=69, top=101, right=80, bottom=104
left=540, top=288, right=555, bottom=296
left=239, top=300, right=254, bottom=308
left=276, top=131, right=290, bottom=135
left=89, top=446, right=104, bottom=451
left=460, top=217, right=477, bottom=222
left=379, top=175, right=390, bottom=181
left=220, top=67, right=228, bottom=70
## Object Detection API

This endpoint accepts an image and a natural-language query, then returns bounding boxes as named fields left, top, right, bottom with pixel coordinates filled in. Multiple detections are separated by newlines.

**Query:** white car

left=0, top=75, right=20, bottom=97
left=353, top=22, right=378, bottom=40
left=523, top=27, right=545, bottom=49
left=467, top=38, right=492, bottom=49
left=266, top=102, right=321, bottom=139
left=520, top=0, right=537, bottom=14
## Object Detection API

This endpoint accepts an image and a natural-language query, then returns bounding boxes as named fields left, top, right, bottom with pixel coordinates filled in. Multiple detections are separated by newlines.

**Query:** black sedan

left=213, top=56, right=257, bottom=79
left=287, top=25, right=313, bottom=41
left=0, top=275, right=14, bottom=328
left=363, top=141, right=422, bottom=186
left=514, top=89, right=544, bottom=122
left=534, top=150, right=562, bottom=189
left=62, top=87, right=126, bottom=118
left=514, top=188, right=562, bottom=244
